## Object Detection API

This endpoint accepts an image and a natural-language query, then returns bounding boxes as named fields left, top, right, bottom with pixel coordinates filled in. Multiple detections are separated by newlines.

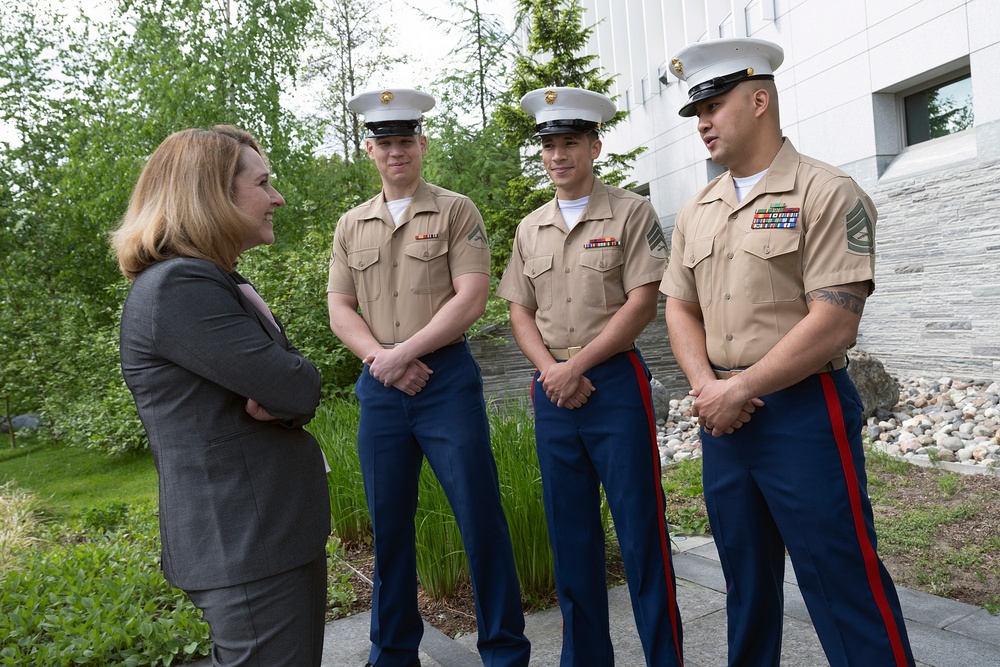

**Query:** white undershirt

left=557, top=196, right=590, bottom=231
left=733, top=169, right=767, bottom=203
left=386, top=197, right=413, bottom=226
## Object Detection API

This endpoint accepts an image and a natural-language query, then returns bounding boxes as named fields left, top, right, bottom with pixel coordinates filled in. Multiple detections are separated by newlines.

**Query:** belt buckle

left=728, top=369, right=743, bottom=377
left=566, top=346, right=583, bottom=358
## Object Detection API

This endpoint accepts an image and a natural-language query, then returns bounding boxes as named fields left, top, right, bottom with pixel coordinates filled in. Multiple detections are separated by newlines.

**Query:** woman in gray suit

left=112, top=125, right=331, bottom=667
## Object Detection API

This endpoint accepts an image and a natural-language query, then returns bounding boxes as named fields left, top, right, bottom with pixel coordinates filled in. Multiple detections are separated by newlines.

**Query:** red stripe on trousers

left=819, top=374, right=909, bottom=667
left=628, top=352, right=684, bottom=666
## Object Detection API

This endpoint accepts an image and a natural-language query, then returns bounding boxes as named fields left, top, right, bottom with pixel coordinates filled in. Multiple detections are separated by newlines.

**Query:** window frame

left=899, top=69, right=974, bottom=147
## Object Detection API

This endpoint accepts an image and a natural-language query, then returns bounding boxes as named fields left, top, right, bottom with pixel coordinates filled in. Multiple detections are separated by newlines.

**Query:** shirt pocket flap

left=682, top=237, right=714, bottom=269
left=523, top=254, right=554, bottom=279
left=404, top=239, right=448, bottom=262
left=579, top=248, right=624, bottom=272
left=348, top=248, right=379, bottom=270
left=743, top=231, right=800, bottom=260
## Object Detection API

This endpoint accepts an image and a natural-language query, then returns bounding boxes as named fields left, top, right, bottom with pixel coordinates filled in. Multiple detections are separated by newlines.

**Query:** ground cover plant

left=3, top=401, right=997, bottom=661
left=0, top=498, right=211, bottom=666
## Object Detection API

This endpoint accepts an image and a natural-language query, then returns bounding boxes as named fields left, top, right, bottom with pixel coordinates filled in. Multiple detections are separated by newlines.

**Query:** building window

left=657, top=62, right=671, bottom=90
left=903, top=75, right=974, bottom=146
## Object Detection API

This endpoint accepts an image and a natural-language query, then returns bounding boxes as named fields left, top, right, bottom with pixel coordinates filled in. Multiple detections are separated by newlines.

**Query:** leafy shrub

left=0, top=503, right=211, bottom=666
left=80, top=501, right=130, bottom=532
left=325, top=537, right=357, bottom=619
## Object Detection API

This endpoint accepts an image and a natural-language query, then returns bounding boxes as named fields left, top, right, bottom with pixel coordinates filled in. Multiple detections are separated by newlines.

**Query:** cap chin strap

left=687, top=70, right=774, bottom=99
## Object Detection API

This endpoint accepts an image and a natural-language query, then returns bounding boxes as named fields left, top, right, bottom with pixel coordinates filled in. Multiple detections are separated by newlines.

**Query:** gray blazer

left=120, top=257, right=330, bottom=591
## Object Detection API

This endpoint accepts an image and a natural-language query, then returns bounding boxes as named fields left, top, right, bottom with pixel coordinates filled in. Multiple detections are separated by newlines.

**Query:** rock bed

left=656, top=376, right=1000, bottom=472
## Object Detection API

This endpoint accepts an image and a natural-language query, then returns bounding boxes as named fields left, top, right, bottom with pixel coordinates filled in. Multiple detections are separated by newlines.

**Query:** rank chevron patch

left=646, top=220, right=668, bottom=259
left=845, top=199, right=875, bottom=255
left=466, top=223, right=489, bottom=249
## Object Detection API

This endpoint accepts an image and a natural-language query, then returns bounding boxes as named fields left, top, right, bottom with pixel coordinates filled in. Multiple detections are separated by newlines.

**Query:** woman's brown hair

left=111, top=125, right=268, bottom=280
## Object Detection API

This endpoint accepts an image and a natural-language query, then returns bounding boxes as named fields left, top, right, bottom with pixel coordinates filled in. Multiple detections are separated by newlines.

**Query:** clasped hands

left=538, top=360, right=594, bottom=410
left=689, top=378, right=765, bottom=437
left=364, top=347, right=433, bottom=396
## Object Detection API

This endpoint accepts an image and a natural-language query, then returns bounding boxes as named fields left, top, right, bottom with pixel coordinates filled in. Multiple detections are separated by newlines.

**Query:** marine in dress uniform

left=660, top=38, right=915, bottom=667
left=496, top=87, right=684, bottom=667
left=326, top=88, right=530, bottom=667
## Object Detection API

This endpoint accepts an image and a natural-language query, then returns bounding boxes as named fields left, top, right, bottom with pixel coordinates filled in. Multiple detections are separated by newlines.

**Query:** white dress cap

left=347, top=88, right=436, bottom=136
left=668, top=38, right=784, bottom=117
left=520, top=87, right=617, bottom=137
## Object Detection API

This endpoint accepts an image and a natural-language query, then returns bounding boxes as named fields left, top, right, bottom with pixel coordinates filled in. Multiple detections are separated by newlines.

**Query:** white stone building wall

left=572, top=0, right=1000, bottom=380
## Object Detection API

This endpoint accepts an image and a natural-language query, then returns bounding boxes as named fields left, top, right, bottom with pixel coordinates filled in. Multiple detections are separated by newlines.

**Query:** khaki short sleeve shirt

left=327, top=179, right=491, bottom=344
left=660, top=139, right=877, bottom=368
left=497, top=180, right=668, bottom=348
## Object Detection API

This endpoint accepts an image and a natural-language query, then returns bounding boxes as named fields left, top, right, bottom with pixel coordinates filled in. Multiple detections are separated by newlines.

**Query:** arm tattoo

left=806, top=286, right=867, bottom=316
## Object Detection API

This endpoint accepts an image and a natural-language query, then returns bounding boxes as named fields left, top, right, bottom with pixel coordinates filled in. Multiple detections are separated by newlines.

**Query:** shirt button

left=689, top=255, right=695, bottom=262
left=392, top=261, right=398, bottom=267
left=565, top=239, right=571, bottom=245
left=727, top=252, right=734, bottom=260
left=359, top=261, right=365, bottom=267
left=726, top=333, right=734, bottom=341
left=569, top=327, right=575, bottom=332
left=393, top=291, right=398, bottom=297
left=564, top=267, right=570, bottom=273
left=566, top=297, right=572, bottom=303
left=599, top=262, right=605, bottom=268
left=730, top=213, right=738, bottom=220
left=764, top=246, right=771, bottom=254
left=725, top=293, right=731, bottom=300
left=395, top=322, right=400, bottom=328
left=392, top=232, right=397, bottom=238
left=423, top=251, right=429, bottom=257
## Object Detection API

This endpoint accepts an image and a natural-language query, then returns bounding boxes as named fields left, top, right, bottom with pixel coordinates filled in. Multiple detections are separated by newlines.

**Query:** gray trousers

left=186, top=550, right=327, bottom=667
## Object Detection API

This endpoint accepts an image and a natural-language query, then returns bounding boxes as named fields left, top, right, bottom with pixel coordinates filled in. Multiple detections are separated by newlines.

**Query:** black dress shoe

left=364, top=662, right=420, bottom=667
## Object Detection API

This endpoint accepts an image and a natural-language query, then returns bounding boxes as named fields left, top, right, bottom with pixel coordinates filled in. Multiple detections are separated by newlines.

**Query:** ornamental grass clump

left=0, top=482, right=40, bottom=574
left=312, top=395, right=569, bottom=603
left=487, top=397, right=557, bottom=603
left=310, top=400, right=370, bottom=544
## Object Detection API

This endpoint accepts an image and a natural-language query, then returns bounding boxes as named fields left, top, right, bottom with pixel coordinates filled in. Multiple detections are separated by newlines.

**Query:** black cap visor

left=678, top=72, right=774, bottom=117
left=533, top=118, right=601, bottom=138
left=366, top=120, right=422, bottom=137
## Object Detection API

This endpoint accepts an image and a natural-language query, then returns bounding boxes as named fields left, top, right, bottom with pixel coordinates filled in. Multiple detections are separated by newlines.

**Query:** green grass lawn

left=0, top=433, right=158, bottom=520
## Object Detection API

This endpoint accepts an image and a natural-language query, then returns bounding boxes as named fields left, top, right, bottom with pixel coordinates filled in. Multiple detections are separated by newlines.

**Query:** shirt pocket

left=523, top=254, right=554, bottom=311
left=404, top=239, right=451, bottom=295
left=348, top=247, right=381, bottom=302
left=682, top=237, right=714, bottom=307
left=741, top=230, right=803, bottom=303
left=579, top=247, right=625, bottom=308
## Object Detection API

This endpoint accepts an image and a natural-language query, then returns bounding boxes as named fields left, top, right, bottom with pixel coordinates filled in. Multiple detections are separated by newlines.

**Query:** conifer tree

left=490, top=0, right=645, bottom=270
